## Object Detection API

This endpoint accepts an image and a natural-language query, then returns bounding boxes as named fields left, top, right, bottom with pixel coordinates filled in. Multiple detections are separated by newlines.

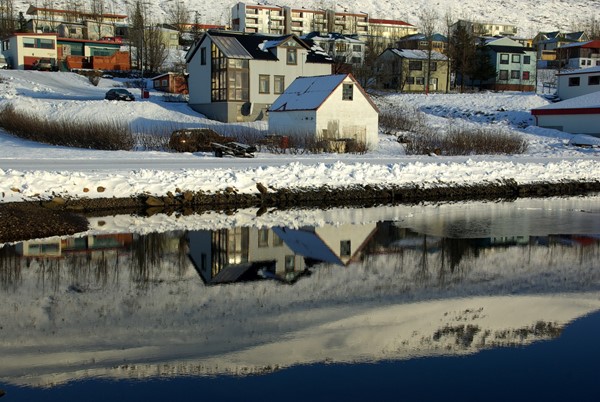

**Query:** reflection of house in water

left=16, top=234, right=134, bottom=258
left=187, top=223, right=377, bottom=285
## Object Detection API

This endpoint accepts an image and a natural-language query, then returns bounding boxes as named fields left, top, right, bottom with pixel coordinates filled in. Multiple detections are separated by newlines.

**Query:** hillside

left=15, top=0, right=600, bottom=38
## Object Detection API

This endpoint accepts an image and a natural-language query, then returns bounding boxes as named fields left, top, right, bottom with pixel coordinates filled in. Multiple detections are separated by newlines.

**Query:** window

left=353, top=44, right=362, bottom=51
left=161, top=79, right=168, bottom=86
left=429, top=61, right=437, bottom=71
left=259, top=74, right=270, bottom=94
left=409, top=60, right=422, bottom=70
left=340, top=240, right=351, bottom=257
left=37, top=38, right=54, bottom=49
left=589, top=75, right=600, bottom=85
left=499, top=70, right=508, bottom=80
left=512, top=54, right=520, bottom=63
left=274, top=75, right=285, bottom=94
left=581, top=60, right=587, bottom=66
left=500, top=54, right=509, bottom=64
left=523, top=71, right=530, bottom=80
left=285, top=255, right=295, bottom=272
left=287, top=48, right=297, bottom=65
left=23, top=38, right=35, bottom=48
left=569, top=77, right=580, bottom=86
left=273, top=232, right=283, bottom=246
left=211, top=43, right=249, bottom=102
left=523, top=55, right=531, bottom=64
left=200, top=47, right=206, bottom=65
left=342, top=83, right=353, bottom=100
left=351, top=56, right=362, bottom=64
left=415, top=77, right=424, bottom=85
left=258, top=229, right=269, bottom=247
left=511, top=70, right=520, bottom=79
left=406, top=76, right=415, bottom=85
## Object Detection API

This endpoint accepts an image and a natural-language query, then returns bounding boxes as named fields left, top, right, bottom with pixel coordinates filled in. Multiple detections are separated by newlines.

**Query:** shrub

left=405, top=124, right=528, bottom=156
left=379, top=106, right=427, bottom=135
left=0, top=104, right=134, bottom=150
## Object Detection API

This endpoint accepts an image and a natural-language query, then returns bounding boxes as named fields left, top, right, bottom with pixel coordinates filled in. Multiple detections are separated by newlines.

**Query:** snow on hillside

left=13, top=0, right=600, bottom=37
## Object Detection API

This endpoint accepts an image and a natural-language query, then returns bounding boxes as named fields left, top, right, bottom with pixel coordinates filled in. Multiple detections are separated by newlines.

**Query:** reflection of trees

left=36, top=258, right=61, bottom=293
left=131, top=232, right=166, bottom=286
left=0, top=245, right=22, bottom=291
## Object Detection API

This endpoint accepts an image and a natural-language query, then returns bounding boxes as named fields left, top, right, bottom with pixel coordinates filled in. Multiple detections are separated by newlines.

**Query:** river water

left=1, top=196, right=599, bottom=401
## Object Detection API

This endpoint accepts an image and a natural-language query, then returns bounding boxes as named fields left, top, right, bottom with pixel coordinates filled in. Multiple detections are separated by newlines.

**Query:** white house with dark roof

left=185, top=30, right=332, bottom=123
left=268, top=73, right=379, bottom=148
left=531, top=91, right=600, bottom=137
left=556, top=66, right=600, bottom=100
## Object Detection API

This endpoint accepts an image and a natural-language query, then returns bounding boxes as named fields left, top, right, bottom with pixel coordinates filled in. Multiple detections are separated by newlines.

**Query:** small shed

left=556, top=66, right=600, bottom=100
left=268, top=74, right=379, bottom=148
left=531, top=91, right=600, bottom=137
left=151, top=72, right=188, bottom=94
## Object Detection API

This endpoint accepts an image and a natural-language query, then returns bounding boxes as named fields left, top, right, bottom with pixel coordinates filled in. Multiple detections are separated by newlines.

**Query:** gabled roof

left=269, top=73, right=378, bottom=113
left=532, top=91, right=600, bottom=114
left=387, top=48, right=448, bottom=61
left=185, top=30, right=332, bottom=64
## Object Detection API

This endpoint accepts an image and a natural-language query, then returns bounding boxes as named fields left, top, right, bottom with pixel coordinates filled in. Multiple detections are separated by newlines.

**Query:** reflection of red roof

left=572, top=236, right=599, bottom=246
left=369, top=18, right=414, bottom=27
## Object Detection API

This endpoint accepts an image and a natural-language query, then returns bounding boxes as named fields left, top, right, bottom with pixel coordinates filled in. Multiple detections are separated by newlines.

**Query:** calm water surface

left=1, top=197, right=600, bottom=401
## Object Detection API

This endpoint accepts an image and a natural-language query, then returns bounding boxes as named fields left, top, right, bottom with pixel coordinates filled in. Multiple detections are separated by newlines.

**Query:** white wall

left=187, top=41, right=212, bottom=105
left=268, top=110, right=318, bottom=136
left=536, top=113, right=600, bottom=136
left=557, top=71, right=600, bottom=100
left=316, top=77, right=379, bottom=147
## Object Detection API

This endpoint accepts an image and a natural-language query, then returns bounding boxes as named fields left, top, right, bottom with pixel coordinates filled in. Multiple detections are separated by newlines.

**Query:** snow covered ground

left=0, top=70, right=599, bottom=203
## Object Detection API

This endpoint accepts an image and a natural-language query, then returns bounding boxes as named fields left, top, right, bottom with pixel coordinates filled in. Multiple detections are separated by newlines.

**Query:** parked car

left=32, top=58, right=55, bottom=71
left=0, top=55, right=8, bottom=69
left=105, top=88, right=135, bottom=101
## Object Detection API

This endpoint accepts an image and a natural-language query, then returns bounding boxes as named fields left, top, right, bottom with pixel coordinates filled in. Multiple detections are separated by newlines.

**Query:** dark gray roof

left=186, top=30, right=333, bottom=64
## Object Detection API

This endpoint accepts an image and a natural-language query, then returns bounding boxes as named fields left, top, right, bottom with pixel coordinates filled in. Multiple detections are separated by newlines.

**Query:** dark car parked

left=105, top=88, right=135, bottom=101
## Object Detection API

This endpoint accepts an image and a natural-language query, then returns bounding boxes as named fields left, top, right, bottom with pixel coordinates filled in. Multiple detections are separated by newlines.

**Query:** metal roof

left=211, top=35, right=253, bottom=59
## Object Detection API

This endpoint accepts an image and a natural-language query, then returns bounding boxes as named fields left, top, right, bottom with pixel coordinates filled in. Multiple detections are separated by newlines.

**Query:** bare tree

left=418, top=8, right=438, bottom=94
left=167, top=1, right=189, bottom=44
left=143, top=24, right=168, bottom=73
left=0, top=0, right=16, bottom=38
left=128, top=0, right=145, bottom=72
left=353, top=30, right=390, bottom=89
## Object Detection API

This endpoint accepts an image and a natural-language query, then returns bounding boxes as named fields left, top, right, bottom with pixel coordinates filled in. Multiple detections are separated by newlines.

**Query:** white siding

left=268, top=110, right=317, bottom=135
left=536, top=113, right=600, bottom=136
left=316, top=77, right=379, bottom=147
left=187, top=43, right=212, bottom=105
left=557, top=72, right=600, bottom=100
